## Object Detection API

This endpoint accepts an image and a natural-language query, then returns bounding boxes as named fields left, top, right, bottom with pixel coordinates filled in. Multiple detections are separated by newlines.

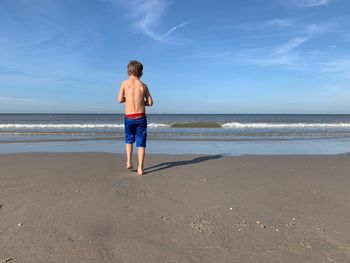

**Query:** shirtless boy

left=118, top=60, right=153, bottom=175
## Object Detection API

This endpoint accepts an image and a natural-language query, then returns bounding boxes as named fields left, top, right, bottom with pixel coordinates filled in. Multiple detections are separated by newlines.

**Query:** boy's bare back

left=118, top=77, right=152, bottom=115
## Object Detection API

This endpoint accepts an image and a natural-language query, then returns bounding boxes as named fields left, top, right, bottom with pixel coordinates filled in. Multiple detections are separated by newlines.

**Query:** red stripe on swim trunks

left=125, top=113, right=146, bottom=119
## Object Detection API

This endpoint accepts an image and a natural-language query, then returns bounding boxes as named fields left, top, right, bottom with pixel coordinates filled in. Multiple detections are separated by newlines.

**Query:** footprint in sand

left=161, top=216, right=170, bottom=223
left=316, top=225, right=326, bottom=233
left=137, top=192, right=145, bottom=197
left=299, top=240, right=312, bottom=249
left=285, top=221, right=296, bottom=228
left=161, top=216, right=176, bottom=224
left=189, top=213, right=214, bottom=237
left=236, top=220, right=248, bottom=228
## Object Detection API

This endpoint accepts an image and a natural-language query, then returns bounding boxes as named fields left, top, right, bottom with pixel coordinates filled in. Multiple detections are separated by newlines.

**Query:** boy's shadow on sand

left=144, top=155, right=223, bottom=174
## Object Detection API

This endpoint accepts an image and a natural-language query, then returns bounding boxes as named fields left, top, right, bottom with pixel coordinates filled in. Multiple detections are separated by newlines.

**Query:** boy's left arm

left=117, top=82, right=125, bottom=103
left=144, top=84, right=153, bottom=106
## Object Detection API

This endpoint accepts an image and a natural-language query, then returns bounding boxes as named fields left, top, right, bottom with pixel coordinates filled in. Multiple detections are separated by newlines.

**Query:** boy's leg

left=137, top=147, right=145, bottom=175
left=135, top=116, right=147, bottom=175
left=124, top=117, right=136, bottom=169
left=126, top=143, right=133, bottom=169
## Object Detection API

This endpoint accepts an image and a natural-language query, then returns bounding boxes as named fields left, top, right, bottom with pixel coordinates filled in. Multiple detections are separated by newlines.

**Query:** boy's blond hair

left=127, top=60, right=143, bottom=78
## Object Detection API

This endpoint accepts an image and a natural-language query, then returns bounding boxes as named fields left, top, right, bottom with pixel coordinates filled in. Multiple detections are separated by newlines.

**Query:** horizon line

left=0, top=112, right=350, bottom=115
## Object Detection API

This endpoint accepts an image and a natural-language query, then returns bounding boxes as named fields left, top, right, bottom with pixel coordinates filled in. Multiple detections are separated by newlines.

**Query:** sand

left=0, top=153, right=350, bottom=263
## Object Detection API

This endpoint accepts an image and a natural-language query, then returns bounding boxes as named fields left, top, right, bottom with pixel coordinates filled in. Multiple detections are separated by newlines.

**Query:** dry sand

left=0, top=153, right=350, bottom=263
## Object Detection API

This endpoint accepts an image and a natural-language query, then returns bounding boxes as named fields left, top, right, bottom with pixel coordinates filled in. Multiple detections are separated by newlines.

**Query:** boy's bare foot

left=126, top=161, right=133, bottom=170
left=137, top=167, right=143, bottom=176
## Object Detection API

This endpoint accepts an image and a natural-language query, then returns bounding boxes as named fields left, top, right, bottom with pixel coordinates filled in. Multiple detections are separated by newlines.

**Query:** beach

left=2, top=0, right=350, bottom=261
left=1, top=153, right=349, bottom=263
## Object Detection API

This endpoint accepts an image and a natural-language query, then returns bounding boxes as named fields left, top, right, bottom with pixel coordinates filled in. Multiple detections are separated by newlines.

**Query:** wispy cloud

left=251, top=54, right=299, bottom=66
left=260, top=22, right=336, bottom=64
left=232, top=18, right=292, bottom=30
left=0, top=2, right=96, bottom=60
left=266, top=19, right=293, bottom=27
left=295, top=0, right=333, bottom=7
left=106, top=0, right=189, bottom=43
left=195, top=20, right=337, bottom=70
left=303, top=23, right=336, bottom=35
left=274, top=37, right=308, bottom=54
left=161, top=21, right=189, bottom=39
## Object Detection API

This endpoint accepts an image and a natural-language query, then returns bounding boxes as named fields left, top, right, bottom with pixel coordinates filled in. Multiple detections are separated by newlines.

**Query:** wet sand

left=0, top=153, right=350, bottom=263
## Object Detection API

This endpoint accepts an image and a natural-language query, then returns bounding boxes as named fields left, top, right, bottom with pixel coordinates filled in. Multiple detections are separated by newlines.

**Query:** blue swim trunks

left=124, top=116, right=147, bottom=147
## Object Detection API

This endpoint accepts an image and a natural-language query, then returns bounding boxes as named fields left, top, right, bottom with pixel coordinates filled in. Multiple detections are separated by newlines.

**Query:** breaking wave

left=1, top=122, right=350, bottom=130
left=221, top=122, right=350, bottom=128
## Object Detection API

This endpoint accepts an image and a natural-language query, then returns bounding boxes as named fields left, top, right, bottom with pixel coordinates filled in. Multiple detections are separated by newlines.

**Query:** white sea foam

left=147, top=123, right=171, bottom=128
left=0, top=123, right=124, bottom=129
left=1, top=122, right=350, bottom=130
left=0, top=123, right=171, bottom=129
left=221, top=122, right=350, bottom=128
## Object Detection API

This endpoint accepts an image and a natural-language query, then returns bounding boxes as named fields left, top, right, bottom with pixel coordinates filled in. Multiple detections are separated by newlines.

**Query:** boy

left=118, top=60, right=153, bottom=175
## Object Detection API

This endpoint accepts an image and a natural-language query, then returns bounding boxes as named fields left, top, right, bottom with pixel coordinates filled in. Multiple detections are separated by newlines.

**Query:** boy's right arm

left=144, top=84, right=153, bottom=107
left=117, top=82, right=125, bottom=103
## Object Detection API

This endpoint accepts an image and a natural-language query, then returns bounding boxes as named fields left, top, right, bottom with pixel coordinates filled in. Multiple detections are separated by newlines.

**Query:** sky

left=0, top=0, right=350, bottom=114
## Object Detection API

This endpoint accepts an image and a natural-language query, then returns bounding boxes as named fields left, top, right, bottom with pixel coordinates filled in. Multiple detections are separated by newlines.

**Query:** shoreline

left=2, top=135, right=350, bottom=144
left=1, top=138, right=350, bottom=156
left=2, top=151, right=350, bottom=157
left=1, top=152, right=350, bottom=262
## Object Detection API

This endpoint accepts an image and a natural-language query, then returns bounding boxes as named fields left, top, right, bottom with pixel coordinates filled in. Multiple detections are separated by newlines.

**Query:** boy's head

left=127, top=60, right=143, bottom=78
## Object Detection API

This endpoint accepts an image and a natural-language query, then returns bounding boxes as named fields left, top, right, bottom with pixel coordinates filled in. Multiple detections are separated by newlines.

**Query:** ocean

left=1, top=114, right=350, bottom=155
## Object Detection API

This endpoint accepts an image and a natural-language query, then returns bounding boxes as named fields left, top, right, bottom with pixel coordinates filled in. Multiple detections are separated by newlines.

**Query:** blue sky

left=0, top=0, right=350, bottom=114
